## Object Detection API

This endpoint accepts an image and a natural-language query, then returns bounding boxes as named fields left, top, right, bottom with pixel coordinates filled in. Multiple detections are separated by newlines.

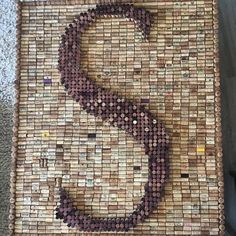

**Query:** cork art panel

left=10, top=0, right=224, bottom=235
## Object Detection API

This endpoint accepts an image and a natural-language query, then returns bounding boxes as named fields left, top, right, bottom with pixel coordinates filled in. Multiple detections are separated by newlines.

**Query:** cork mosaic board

left=10, top=0, right=224, bottom=235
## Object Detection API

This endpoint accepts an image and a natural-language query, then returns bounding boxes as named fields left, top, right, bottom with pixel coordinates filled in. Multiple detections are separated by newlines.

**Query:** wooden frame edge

left=212, top=0, right=225, bottom=235
left=8, top=1, right=22, bottom=235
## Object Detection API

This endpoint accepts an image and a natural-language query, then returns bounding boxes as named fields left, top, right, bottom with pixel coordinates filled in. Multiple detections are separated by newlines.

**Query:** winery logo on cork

left=56, top=3, right=169, bottom=232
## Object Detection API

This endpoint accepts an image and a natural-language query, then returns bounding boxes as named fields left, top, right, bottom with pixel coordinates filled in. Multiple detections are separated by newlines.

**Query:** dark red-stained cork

left=56, top=3, right=169, bottom=232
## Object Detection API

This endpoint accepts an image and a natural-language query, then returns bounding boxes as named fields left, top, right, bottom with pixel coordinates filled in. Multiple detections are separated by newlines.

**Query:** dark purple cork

left=43, top=78, right=52, bottom=85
